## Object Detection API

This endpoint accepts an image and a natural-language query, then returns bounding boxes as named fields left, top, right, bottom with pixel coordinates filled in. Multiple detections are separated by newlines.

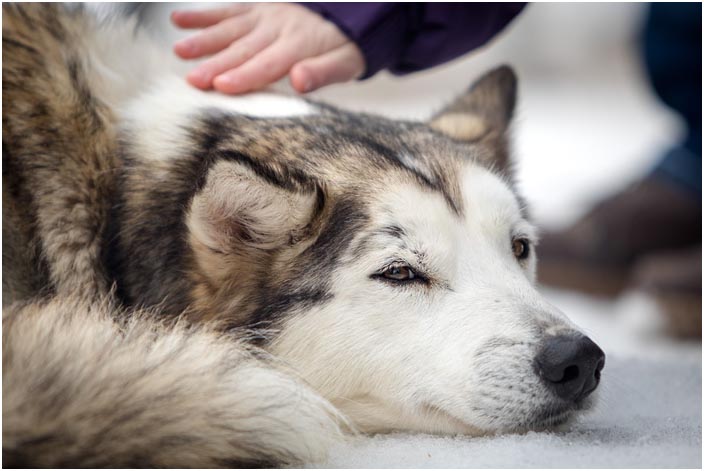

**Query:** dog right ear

left=430, top=65, right=517, bottom=142
left=430, top=65, right=517, bottom=174
left=187, top=160, right=323, bottom=255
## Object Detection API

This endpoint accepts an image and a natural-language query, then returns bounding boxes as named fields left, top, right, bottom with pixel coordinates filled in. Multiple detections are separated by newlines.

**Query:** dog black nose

left=535, top=334, right=605, bottom=402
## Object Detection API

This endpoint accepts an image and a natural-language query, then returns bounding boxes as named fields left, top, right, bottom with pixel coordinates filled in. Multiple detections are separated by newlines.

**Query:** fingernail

left=302, top=78, right=314, bottom=93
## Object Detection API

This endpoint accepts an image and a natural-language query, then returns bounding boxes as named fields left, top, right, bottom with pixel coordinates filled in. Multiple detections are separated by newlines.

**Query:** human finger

left=212, top=39, right=301, bottom=94
left=185, top=29, right=277, bottom=89
left=174, top=14, right=256, bottom=59
left=289, top=43, right=365, bottom=93
left=170, top=4, right=251, bottom=29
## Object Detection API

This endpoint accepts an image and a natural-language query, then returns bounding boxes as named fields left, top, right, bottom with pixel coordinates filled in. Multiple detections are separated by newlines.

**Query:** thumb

left=289, top=43, right=365, bottom=93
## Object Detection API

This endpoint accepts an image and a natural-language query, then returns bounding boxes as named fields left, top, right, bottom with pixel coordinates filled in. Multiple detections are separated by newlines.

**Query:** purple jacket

left=303, top=3, right=526, bottom=79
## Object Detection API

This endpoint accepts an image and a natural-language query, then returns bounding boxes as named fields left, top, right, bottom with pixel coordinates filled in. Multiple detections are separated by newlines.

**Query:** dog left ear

left=187, top=160, right=323, bottom=255
left=185, top=159, right=325, bottom=322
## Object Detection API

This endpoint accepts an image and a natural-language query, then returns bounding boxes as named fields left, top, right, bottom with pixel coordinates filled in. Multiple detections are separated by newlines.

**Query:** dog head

left=120, top=66, right=605, bottom=435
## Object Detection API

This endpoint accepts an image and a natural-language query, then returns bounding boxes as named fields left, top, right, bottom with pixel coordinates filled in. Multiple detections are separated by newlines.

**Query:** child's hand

left=172, top=3, right=365, bottom=94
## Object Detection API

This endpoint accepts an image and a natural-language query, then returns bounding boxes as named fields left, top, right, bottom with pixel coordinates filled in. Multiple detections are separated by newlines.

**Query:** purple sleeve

left=302, top=3, right=527, bottom=79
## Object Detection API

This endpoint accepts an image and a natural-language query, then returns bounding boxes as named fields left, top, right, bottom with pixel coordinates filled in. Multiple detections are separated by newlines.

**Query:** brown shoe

left=537, top=176, right=701, bottom=297
left=631, top=246, right=702, bottom=338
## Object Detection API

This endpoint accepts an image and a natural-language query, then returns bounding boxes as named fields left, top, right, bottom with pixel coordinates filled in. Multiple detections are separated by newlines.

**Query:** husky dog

left=2, top=3, right=606, bottom=468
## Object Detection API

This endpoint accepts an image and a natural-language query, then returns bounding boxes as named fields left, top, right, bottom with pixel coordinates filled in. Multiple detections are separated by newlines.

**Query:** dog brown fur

left=3, top=4, right=119, bottom=303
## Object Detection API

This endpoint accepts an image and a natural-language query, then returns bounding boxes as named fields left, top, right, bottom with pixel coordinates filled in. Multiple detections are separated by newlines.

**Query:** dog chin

left=397, top=400, right=585, bottom=437
left=518, top=394, right=597, bottom=432
left=469, top=393, right=597, bottom=436
left=335, top=392, right=596, bottom=437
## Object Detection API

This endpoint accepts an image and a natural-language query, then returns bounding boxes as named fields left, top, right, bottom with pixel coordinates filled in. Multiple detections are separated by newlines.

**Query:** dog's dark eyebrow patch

left=379, top=225, right=406, bottom=239
left=351, top=224, right=408, bottom=257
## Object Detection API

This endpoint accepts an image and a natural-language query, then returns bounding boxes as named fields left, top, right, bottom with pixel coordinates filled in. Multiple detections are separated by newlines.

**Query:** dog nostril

left=557, top=364, right=580, bottom=384
left=535, top=334, right=605, bottom=402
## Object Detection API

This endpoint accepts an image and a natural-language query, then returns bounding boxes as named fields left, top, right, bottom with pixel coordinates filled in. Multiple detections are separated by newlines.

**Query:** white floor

left=305, top=4, right=701, bottom=468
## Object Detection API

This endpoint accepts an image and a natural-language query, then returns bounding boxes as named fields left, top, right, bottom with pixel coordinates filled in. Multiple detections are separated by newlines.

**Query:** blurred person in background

left=538, top=3, right=702, bottom=339
left=171, top=3, right=700, bottom=337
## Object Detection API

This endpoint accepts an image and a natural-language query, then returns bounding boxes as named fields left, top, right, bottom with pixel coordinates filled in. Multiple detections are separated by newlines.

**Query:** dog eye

left=371, top=262, right=428, bottom=285
left=512, top=238, right=530, bottom=260
left=383, top=265, right=416, bottom=281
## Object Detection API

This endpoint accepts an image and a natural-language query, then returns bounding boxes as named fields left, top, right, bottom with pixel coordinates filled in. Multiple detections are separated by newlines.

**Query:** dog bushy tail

left=2, top=296, right=348, bottom=467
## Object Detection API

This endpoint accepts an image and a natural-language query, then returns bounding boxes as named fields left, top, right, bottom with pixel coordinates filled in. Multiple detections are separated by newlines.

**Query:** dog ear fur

left=185, top=160, right=324, bottom=320
left=430, top=65, right=517, bottom=142
left=187, top=160, right=321, bottom=255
